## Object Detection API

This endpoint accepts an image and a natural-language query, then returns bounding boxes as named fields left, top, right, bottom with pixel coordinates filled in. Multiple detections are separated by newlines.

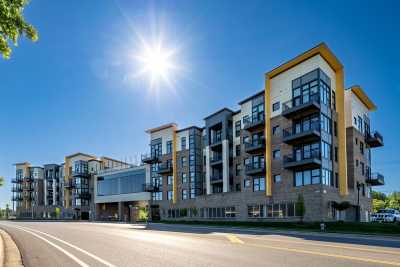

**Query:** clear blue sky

left=1, top=0, right=399, bottom=208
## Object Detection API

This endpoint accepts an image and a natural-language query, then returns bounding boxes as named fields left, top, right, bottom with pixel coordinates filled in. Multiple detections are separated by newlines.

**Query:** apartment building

left=11, top=153, right=131, bottom=219
left=142, top=43, right=384, bottom=222
left=11, top=163, right=44, bottom=218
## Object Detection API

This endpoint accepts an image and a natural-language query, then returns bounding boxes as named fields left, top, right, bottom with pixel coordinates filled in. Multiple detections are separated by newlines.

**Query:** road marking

left=243, top=242, right=400, bottom=266
left=242, top=236, right=400, bottom=256
left=2, top=225, right=90, bottom=267
left=226, top=234, right=244, bottom=244
left=8, top=224, right=117, bottom=267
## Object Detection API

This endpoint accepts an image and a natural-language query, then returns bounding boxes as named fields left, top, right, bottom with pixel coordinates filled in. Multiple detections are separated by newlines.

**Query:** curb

left=0, top=229, right=23, bottom=267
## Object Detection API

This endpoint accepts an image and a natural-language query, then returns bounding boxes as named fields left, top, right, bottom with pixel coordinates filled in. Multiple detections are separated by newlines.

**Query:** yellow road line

left=244, top=236, right=400, bottom=256
left=245, top=242, right=400, bottom=266
left=226, top=234, right=244, bottom=244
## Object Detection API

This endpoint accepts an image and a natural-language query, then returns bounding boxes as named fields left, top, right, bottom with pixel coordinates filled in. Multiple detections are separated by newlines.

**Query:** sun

left=134, top=39, right=177, bottom=89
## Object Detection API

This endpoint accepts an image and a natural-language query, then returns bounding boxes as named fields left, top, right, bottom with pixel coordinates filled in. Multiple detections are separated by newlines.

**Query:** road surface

left=0, top=221, right=400, bottom=267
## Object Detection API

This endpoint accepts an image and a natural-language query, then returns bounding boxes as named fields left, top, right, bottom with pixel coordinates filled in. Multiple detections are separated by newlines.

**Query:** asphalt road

left=0, top=221, right=400, bottom=267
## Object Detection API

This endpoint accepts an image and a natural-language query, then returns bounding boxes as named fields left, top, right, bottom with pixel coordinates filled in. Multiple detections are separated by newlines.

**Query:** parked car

left=371, top=209, right=400, bottom=223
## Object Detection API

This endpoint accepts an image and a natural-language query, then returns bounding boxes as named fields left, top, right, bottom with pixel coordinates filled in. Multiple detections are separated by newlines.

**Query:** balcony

left=244, top=116, right=265, bottom=132
left=12, top=196, right=23, bottom=201
left=283, top=123, right=321, bottom=145
left=283, top=151, right=321, bottom=169
left=64, top=179, right=75, bottom=188
left=210, top=155, right=223, bottom=166
left=210, top=136, right=223, bottom=150
left=157, top=163, right=173, bottom=175
left=210, top=175, right=223, bottom=183
left=77, top=192, right=91, bottom=199
left=245, top=138, right=265, bottom=154
left=11, top=177, right=23, bottom=183
left=366, top=172, right=385, bottom=186
left=245, top=163, right=265, bottom=176
left=141, top=153, right=161, bottom=164
left=365, top=131, right=384, bottom=148
left=72, top=170, right=90, bottom=177
left=24, top=185, right=34, bottom=192
left=282, top=94, right=320, bottom=119
left=143, top=183, right=160, bottom=192
left=25, top=176, right=34, bottom=182
left=12, top=186, right=23, bottom=192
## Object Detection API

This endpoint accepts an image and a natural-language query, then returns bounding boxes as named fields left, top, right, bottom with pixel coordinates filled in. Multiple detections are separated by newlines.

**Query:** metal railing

left=210, top=154, right=222, bottom=163
left=366, top=131, right=383, bottom=142
left=211, top=175, right=223, bottom=181
left=283, top=122, right=320, bottom=138
left=244, top=138, right=265, bottom=149
left=284, top=150, right=321, bottom=163
left=282, top=94, right=320, bottom=112
left=244, top=115, right=265, bottom=129
left=245, top=163, right=265, bottom=172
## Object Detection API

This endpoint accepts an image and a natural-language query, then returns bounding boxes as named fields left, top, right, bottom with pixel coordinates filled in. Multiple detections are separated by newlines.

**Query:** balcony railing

left=365, top=131, right=384, bottom=148
left=76, top=192, right=91, bottom=199
left=141, top=153, right=161, bottom=164
left=12, top=186, right=23, bottom=192
left=143, top=183, right=160, bottom=192
left=72, top=170, right=89, bottom=177
left=244, top=115, right=265, bottom=131
left=11, top=177, right=23, bottom=183
left=12, top=196, right=23, bottom=201
left=64, top=179, right=75, bottom=188
left=283, top=123, right=321, bottom=144
left=24, top=185, right=34, bottom=191
left=283, top=150, right=321, bottom=169
left=366, top=172, right=385, bottom=186
left=157, top=163, right=173, bottom=174
left=282, top=94, right=320, bottom=118
left=210, top=155, right=223, bottom=164
left=244, top=138, right=265, bottom=154
left=210, top=175, right=223, bottom=182
left=245, top=163, right=265, bottom=176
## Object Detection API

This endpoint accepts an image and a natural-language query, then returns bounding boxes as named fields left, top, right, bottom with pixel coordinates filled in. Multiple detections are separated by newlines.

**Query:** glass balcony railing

left=282, top=94, right=320, bottom=118
left=283, top=150, right=321, bottom=169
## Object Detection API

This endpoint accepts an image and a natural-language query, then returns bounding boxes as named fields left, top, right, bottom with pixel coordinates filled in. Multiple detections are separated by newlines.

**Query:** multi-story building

left=11, top=163, right=44, bottom=218
left=11, top=152, right=132, bottom=219
left=142, top=43, right=384, bottom=222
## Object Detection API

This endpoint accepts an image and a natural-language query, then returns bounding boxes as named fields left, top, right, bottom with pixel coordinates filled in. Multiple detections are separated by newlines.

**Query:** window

left=354, top=117, right=357, bottom=126
left=335, top=173, right=339, bottom=188
left=235, top=121, right=241, bottom=137
left=181, top=156, right=187, bottom=166
left=360, top=162, right=365, bottom=175
left=272, top=125, right=280, bottom=135
left=322, top=141, right=331, bottom=160
left=295, top=168, right=320, bottom=186
left=273, top=149, right=280, bottom=159
left=235, top=164, right=241, bottom=176
left=274, top=174, right=281, bottom=183
left=322, top=169, right=332, bottom=186
left=334, top=121, right=337, bottom=136
left=167, top=175, right=173, bottom=185
left=332, top=91, right=336, bottom=110
left=356, top=159, right=359, bottom=167
left=190, top=188, right=196, bottom=199
left=167, top=191, right=173, bottom=201
left=252, top=103, right=264, bottom=122
left=355, top=137, right=358, bottom=145
left=360, top=142, right=364, bottom=155
left=243, top=178, right=251, bottom=188
left=152, top=191, right=162, bottom=201
left=166, top=141, right=172, bottom=154
left=320, top=114, right=331, bottom=133
left=182, top=173, right=187, bottom=183
left=357, top=116, right=363, bottom=133
left=334, top=147, right=338, bottom=162
left=182, top=189, right=188, bottom=200
left=181, top=137, right=186, bottom=150
left=272, top=101, right=280, bottom=112
left=236, top=144, right=241, bottom=157
left=248, top=205, right=264, bottom=218
left=243, top=115, right=250, bottom=125
left=253, top=177, right=265, bottom=191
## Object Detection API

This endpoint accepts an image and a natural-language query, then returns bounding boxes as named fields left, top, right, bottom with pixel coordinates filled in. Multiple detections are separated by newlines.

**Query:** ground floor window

left=247, top=202, right=297, bottom=218
left=201, top=206, right=237, bottom=218
left=253, top=177, right=265, bottom=191
left=152, top=191, right=162, bottom=201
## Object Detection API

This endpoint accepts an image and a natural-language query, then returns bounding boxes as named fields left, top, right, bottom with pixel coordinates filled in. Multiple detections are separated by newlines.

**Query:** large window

left=167, top=191, right=173, bottom=200
left=320, top=81, right=331, bottom=106
left=322, top=168, right=332, bottom=186
left=293, top=142, right=320, bottom=161
left=97, top=169, right=147, bottom=196
left=166, top=141, right=173, bottom=154
left=151, top=142, right=162, bottom=157
left=182, top=189, right=188, bottom=200
left=181, top=173, right=187, bottom=183
left=181, top=137, right=186, bottom=150
left=272, top=101, right=280, bottom=112
left=235, top=121, right=241, bottom=137
left=152, top=191, right=162, bottom=201
left=322, top=141, right=332, bottom=160
left=320, top=114, right=331, bottom=133
left=252, top=103, right=264, bottom=122
left=292, top=80, right=319, bottom=107
left=253, top=177, right=265, bottom=191
left=167, top=175, right=173, bottom=185
left=248, top=205, right=264, bottom=218
left=293, top=114, right=319, bottom=134
left=295, top=169, right=320, bottom=186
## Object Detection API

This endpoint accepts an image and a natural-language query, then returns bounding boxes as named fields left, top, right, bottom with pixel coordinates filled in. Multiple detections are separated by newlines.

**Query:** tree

left=371, top=191, right=386, bottom=201
left=0, top=176, right=4, bottom=187
left=0, top=0, right=38, bottom=59
left=372, top=199, right=386, bottom=213
left=295, top=194, right=305, bottom=222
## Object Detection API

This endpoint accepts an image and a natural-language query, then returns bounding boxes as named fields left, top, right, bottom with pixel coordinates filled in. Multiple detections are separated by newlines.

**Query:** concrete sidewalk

left=0, top=229, right=23, bottom=267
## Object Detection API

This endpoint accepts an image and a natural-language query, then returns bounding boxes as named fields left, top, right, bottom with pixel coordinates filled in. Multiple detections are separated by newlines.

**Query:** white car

left=371, top=209, right=400, bottom=223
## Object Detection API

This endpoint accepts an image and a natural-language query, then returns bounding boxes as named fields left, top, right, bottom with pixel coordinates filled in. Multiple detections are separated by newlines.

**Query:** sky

left=1, top=0, right=399, bottom=208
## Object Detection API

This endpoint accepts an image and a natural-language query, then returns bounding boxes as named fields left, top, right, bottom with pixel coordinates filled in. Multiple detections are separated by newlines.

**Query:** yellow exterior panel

left=265, top=78, right=272, bottom=196
left=351, top=86, right=377, bottom=111
left=336, top=69, right=348, bottom=196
